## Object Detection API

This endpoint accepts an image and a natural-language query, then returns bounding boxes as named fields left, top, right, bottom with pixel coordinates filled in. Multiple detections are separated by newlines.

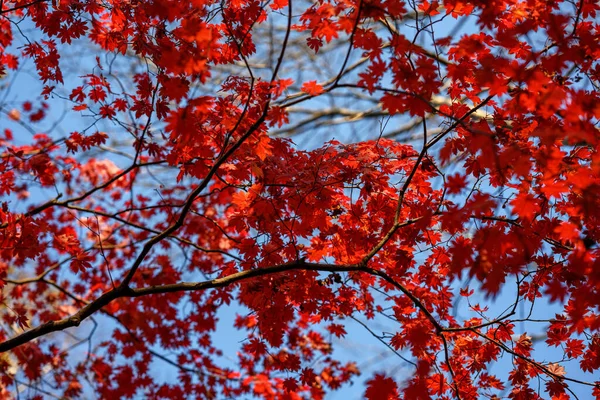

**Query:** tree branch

left=0, top=261, right=361, bottom=353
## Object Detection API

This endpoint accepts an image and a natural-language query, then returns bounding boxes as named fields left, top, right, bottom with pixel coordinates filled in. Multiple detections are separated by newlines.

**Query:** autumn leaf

left=254, top=134, right=273, bottom=161
left=446, top=173, right=468, bottom=194
left=159, top=76, right=190, bottom=102
left=554, top=221, right=580, bottom=243
left=510, top=192, right=541, bottom=221
left=307, top=37, right=323, bottom=52
left=15, top=314, right=29, bottom=330
left=7, top=109, right=20, bottom=121
left=365, top=374, right=398, bottom=400
left=301, top=80, right=324, bottom=96
left=547, top=363, right=566, bottom=377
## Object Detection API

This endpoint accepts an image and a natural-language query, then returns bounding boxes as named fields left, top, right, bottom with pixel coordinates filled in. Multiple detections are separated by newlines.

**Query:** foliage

left=0, top=0, right=599, bottom=398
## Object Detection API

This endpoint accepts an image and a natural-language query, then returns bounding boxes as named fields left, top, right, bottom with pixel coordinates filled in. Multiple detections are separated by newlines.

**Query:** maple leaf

left=297, top=81, right=324, bottom=99
left=565, top=339, right=585, bottom=359
left=15, top=314, right=29, bottom=330
left=89, top=87, right=106, bottom=102
left=301, top=368, right=317, bottom=386
left=159, top=76, right=189, bottom=102
left=381, top=93, right=406, bottom=115
left=446, top=173, right=468, bottom=194
left=554, top=221, right=580, bottom=243
left=271, top=78, right=294, bottom=97
left=7, top=109, right=20, bottom=121
left=510, top=192, right=541, bottom=221
left=307, top=37, right=323, bottom=52
left=365, top=374, right=398, bottom=400
left=547, top=363, right=566, bottom=377
left=419, top=1, right=440, bottom=16
left=99, top=105, right=116, bottom=119
left=70, top=87, right=86, bottom=102
left=71, top=252, right=93, bottom=274
left=327, top=323, right=346, bottom=338
left=283, top=377, right=298, bottom=392
left=253, top=134, right=273, bottom=161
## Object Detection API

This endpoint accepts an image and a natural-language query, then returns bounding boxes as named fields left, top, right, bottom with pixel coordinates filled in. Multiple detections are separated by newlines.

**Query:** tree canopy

left=0, top=0, right=599, bottom=398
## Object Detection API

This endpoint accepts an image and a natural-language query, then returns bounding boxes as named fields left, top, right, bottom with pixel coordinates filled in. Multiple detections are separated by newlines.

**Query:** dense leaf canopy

left=0, top=0, right=599, bottom=398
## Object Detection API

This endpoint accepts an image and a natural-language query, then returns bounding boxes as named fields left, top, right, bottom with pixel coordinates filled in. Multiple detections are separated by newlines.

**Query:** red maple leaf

left=365, top=374, right=398, bottom=400
left=301, top=80, right=324, bottom=96
left=510, top=192, right=541, bottom=221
